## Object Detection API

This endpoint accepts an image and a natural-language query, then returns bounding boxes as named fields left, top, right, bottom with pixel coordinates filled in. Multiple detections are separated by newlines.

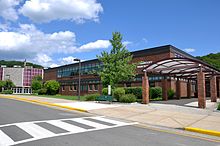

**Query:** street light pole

left=74, top=58, right=81, bottom=100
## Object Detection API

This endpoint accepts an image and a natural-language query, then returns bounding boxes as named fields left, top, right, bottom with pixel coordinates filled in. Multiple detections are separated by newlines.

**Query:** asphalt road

left=0, top=97, right=219, bottom=146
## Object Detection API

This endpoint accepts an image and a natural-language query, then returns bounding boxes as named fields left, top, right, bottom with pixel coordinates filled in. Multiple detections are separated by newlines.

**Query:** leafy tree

left=4, top=80, right=15, bottom=90
left=97, top=32, right=136, bottom=87
left=32, top=75, right=43, bottom=82
left=44, top=80, right=60, bottom=95
left=197, top=52, right=220, bottom=70
left=0, top=80, right=6, bottom=92
left=31, top=75, right=43, bottom=91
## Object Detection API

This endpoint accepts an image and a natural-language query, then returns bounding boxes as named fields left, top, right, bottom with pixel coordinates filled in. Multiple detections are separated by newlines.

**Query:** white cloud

left=0, top=24, right=110, bottom=67
left=0, top=0, right=20, bottom=21
left=184, top=48, right=195, bottom=53
left=142, top=38, right=148, bottom=43
left=122, top=41, right=132, bottom=46
left=33, top=54, right=52, bottom=67
left=19, top=0, right=103, bottom=23
left=79, top=40, right=111, bottom=51
left=60, top=56, right=79, bottom=65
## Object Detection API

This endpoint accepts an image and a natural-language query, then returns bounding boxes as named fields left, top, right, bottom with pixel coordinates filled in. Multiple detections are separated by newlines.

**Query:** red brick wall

left=43, top=69, right=57, bottom=82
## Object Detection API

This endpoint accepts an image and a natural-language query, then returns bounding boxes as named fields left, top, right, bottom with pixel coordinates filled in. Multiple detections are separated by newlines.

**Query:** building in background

left=0, top=65, right=43, bottom=94
left=45, top=45, right=213, bottom=98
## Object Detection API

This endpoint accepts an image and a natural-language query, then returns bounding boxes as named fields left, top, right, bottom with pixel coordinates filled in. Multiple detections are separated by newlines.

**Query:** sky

left=0, top=0, right=219, bottom=68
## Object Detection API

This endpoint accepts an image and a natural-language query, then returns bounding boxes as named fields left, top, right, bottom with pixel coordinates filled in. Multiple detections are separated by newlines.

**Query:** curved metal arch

left=143, top=57, right=220, bottom=79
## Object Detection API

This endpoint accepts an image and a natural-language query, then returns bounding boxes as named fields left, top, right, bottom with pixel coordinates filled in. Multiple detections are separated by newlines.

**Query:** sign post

left=108, top=85, right=111, bottom=95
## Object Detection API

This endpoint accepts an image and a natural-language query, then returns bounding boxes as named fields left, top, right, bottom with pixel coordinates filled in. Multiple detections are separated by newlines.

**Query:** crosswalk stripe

left=0, top=116, right=136, bottom=146
left=72, top=118, right=110, bottom=129
left=90, top=117, right=127, bottom=125
left=47, top=120, right=86, bottom=133
left=16, top=123, right=56, bottom=138
left=0, top=130, right=14, bottom=145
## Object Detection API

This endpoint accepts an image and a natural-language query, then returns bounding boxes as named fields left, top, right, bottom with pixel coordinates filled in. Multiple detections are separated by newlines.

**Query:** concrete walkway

left=1, top=94, right=220, bottom=137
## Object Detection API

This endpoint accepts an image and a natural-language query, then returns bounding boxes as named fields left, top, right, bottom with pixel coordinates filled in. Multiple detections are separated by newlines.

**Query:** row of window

left=57, top=62, right=103, bottom=78
left=62, top=84, right=99, bottom=92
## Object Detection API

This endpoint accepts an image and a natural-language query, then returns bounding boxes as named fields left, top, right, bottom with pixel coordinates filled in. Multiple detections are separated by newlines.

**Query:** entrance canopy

left=143, top=57, right=220, bottom=79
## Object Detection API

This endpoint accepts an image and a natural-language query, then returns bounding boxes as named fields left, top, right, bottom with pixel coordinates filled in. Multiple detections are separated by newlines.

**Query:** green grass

left=21, top=94, right=86, bottom=101
left=150, top=97, right=163, bottom=101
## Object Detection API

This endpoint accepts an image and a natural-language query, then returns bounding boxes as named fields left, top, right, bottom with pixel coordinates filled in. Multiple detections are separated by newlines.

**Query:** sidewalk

left=1, top=94, right=220, bottom=137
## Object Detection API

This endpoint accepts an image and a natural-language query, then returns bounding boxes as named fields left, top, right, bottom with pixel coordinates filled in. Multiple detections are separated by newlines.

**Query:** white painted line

left=0, top=130, right=14, bottom=146
left=47, top=120, right=86, bottom=133
left=72, top=118, right=110, bottom=129
left=0, top=116, right=137, bottom=146
left=0, top=116, right=98, bottom=128
left=89, top=117, right=127, bottom=125
left=16, top=123, right=55, bottom=138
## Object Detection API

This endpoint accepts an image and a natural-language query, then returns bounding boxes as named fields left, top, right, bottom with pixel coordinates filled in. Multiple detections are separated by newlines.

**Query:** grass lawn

left=21, top=94, right=86, bottom=101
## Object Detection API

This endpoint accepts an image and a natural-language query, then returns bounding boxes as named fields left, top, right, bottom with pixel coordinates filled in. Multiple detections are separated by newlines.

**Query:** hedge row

left=102, top=86, right=176, bottom=102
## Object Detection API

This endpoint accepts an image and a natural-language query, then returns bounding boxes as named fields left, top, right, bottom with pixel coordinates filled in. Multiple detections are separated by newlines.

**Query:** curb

left=0, top=95, right=88, bottom=113
left=185, top=127, right=220, bottom=137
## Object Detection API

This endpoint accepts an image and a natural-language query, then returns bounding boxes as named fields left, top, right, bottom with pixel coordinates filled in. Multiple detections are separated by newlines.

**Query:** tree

left=97, top=32, right=136, bottom=87
left=44, top=80, right=60, bottom=95
left=4, top=79, right=15, bottom=90
left=197, top=52, right=220, bottom=70
left=0, top=80, right=6, bottom=92
left=31, top=75, right=43, bottom=91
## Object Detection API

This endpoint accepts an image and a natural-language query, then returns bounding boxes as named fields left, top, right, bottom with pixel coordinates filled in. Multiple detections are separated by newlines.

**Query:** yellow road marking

left=0, top=95, right=87, bottom=113
left=135, top=124, right=220, bottom=143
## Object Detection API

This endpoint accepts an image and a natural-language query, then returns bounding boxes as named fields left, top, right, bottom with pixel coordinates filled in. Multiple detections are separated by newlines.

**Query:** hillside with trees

left=0, top=60, right=43, bottom=68
left=197, top=52, right=220, bottom=70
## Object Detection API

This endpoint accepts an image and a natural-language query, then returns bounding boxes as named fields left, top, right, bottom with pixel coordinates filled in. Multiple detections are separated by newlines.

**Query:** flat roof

left=44, top=45, right=203, bottom=71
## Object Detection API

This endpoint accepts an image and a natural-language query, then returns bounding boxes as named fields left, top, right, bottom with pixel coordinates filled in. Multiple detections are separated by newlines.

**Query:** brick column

left=210, top=75, right=217, bottom=102
left=142, top=72, right=149, bottom=104
left=162, top=77, right=168, bottom=101
left=187, top=80, right=192, bottom=98
left=197, top=70, right=206, bottom=108
left=176, top=78, right=181, bottom=99
left=218, top=79, right=220, bottom=98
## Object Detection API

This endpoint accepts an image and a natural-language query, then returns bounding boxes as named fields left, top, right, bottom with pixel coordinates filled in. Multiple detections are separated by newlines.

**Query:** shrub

left=31, top=80, right=42, bottom=91
left=84, top=94, right=100, bottom=101
left=150, top=87, right=162, bottom=99
left=218, top=103, right=220, bottom=110
left=2, top=89, right=13, bottom=94
left=124, top=87, right=142, bottom=99
left=119, top=94, right=137, bottom=103
left=168, top=89, right=175, bottom=99
left=113, top=88, right=125, bottom=101
left=38, top=88, right=47, bottom=95
left=102, top=88, right=108, bottom=95
left=44, top=80, right=60, bottom=95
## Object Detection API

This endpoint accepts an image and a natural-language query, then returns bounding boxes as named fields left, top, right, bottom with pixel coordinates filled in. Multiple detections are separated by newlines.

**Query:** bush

left=113, top=88, right=125, bottom=101
left=119, top=94, right=137, bottom=103
left=2, top=89, right=13, bottom=94
left=44, top=80, right=60, bottom=95
left=102, top=88, right=108, bottom=95
left=124, top=87, right=142, bottom=99
left=167, top=89, right=175, bottom=99
left=84, top=94, right=100, bottom=101
left=218, top=103, right=220, bottom=110
left=38, top=88, right=47, bottom=95
left=31, top=80, right=42, bottom=91
left=150, top=87, right=162, bottom=99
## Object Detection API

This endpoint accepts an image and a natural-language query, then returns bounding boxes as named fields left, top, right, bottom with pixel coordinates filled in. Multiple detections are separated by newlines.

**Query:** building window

left=69, top=86, right=73, bottom=91
left=88, top=84, right=93, bottom=91
left=94, top=84, right=98, bottom=91
left=62, top=86, right=65, bottom=91
left=73, top=85, right=77, bottom=91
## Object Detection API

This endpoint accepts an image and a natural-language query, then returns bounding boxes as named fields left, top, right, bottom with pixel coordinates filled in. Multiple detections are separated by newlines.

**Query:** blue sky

left=0, top=0, right=219, bottom=67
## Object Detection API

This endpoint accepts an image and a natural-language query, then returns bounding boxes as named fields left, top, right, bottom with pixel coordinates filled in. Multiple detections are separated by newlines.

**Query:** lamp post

left=74, top=58, right=81, bottom=100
